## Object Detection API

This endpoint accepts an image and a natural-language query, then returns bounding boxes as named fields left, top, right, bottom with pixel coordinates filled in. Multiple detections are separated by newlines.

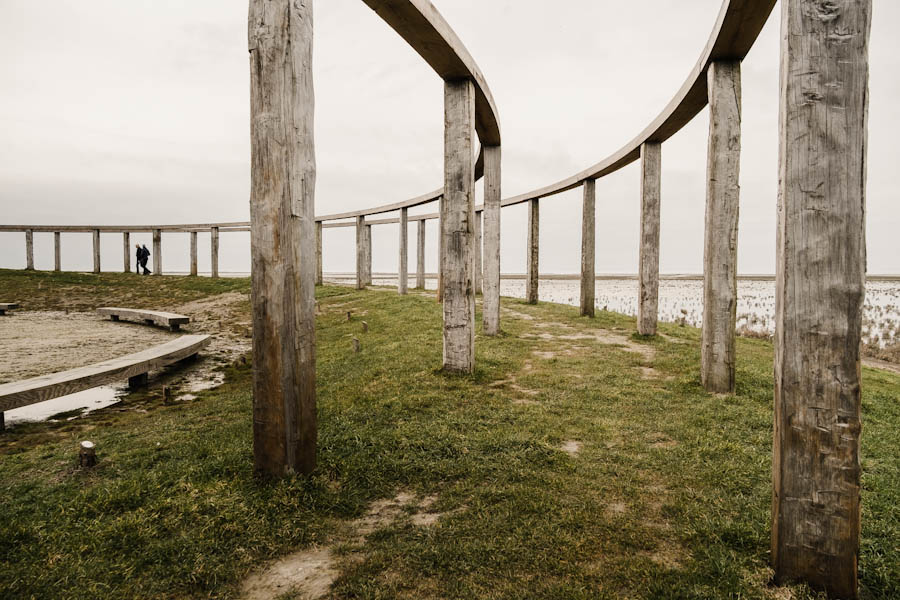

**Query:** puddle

left=4, top=385, right=125, bottom=426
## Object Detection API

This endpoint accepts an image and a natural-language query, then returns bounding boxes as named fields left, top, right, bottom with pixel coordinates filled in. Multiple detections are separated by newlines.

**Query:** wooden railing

left=1, top=1, right=874, bottom=595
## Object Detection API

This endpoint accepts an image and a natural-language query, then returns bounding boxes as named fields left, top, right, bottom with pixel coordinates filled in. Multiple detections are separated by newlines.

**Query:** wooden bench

left=0, top=335, right=211, bottom=427
left=97, top=307, right=191, bottom=331
left=0, top=303, right=19, bottom=315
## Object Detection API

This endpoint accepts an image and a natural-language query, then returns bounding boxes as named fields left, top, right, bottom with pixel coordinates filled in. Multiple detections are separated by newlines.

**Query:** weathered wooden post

left=525, top=198, right=539, bottom=304
left=210, top=227, right=219, bottom=278
left=365, top=224, right=372, bottom=286
left=442, top=79, right=476, bottom=372
left=581, top=179, right=596, bottom=317
left=315, top=221, right=323, bottom=285
left=54, top=232, right=61, bottom=272
left=92, top=229, right=101, bottom=274
left=637, top=142, right=661, bottom=335
left=701, top=60, right=741, bottom=393
left=356, top=216, right=366, bottom=290
left=474, top=211, right=483, bottom=294
left=398, top=207, right=408, bottom=295
left=152, top=229, right=162, bottom=276
left=248, top=0, right=317, bottom=477
left=771, top=1, right=870, bottom=597
left=483, top=145, right=501, bottom=335
left=437, top=198, right=444, bottom=302
left=416, top=219, right=426, bottom=289
left=25, top=229, right=34, bottom=270
left=123, top=232, right=131, bottom=273
left=190, top=231, right=198, bottom=276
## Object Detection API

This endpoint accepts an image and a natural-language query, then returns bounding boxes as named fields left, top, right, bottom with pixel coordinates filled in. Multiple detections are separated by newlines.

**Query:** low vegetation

left=0, top=271, right=897, bottom=599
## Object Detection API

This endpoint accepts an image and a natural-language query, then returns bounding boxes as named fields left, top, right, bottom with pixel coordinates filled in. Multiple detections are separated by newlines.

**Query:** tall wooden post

left=398, top=208, right=408, bottom=295
left=442, top=79, right=476, bottom=373
left=580, top=179, right=596, bottom=317
left=210, top=227, right=219, bottom=278
left=525, top=198, right=539, bottom=304
left=152, top=229, right=162, bottom=276
left=25, top=230, right=34, bottom=270
left=482, top=145, right=501, bottom=335
left=416, top=219, right=426, bottom=289
left=365, top=224, right=372, bottom=285
left=437, top=197, right=444, bottom=302
left=190, top=231, right=198, bottom=276
left=771, top=1, right=870, bottom=597
left=637, top=142, right=661, bottom=335
left=123, top=232, right=131, bottom=273
left=474, top=211, right=483, bottom=294
left=92, top=229, right=101, bottom=274
left=356, top=216, right=366, bottom=290
left=54, top=232, right=61, bottom=272
left=315, top=221, right=323, bottom=285
left=702, top=60, right=741, bottom=393
left=248, top=0, right=317, bottom=477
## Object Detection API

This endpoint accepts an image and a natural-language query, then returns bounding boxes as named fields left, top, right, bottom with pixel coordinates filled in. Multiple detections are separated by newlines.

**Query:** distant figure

left=135, top=244, right=142, bottom=274
left=139, top=244, right=151, bottom=275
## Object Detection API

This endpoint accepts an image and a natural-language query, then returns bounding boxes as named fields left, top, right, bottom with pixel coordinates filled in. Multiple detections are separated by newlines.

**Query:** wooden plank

left=442, top=79, right=476, bottom=373
left=701, top=60, right=741, bottom=393
left=581, top=179, right=596, bottom=317
left=526, top=198, right=539, bottom=304
left=482, top=145, right=501, bottom=335
left=399, top=207, right=408, bottom=295
left=771, top=1, right=871, bottom=597
left=92, top=229, right=101, bottom=274
left=97, top=307, right=191, bottom=331
left=25, top=230, right=34, bottom=270
left=249, top=0, right=317, bottom=476
left=638, top=143, right=661, bottom=335
left=0, top=335, right=211, bottom=412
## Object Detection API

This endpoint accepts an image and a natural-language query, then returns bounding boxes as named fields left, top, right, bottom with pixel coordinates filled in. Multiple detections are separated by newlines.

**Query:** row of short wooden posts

left=20, top=227, right=221, bottom=277
left=251, top=0, right=867, bottom=596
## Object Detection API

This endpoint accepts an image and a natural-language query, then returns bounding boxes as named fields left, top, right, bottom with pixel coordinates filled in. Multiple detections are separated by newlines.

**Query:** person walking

left=139, top=244, right=151, bottom=275
left=135, top=244, right=143, bottom=275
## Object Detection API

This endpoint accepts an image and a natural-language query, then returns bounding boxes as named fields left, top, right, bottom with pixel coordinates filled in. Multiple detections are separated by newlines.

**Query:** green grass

left=0, top=271, right=897, bottom=599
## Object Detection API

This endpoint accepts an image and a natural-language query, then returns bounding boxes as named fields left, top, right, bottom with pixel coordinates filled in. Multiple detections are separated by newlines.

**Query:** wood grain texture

left=580, top=180, right=596, bottom=317
left=97, top=307, right=190, bottom=331
left=189, top=231, right=198, bottom=276
left=702, top=60, right=741, bottom=393
left=25, top=230, right=34, bottom=270
left=442, top=79, right=476, bottom=373
left=152, top=229, right=162, bottom=276
left=0, top=335, right=210, bottom=412
left=93, top=229, right=101, bottom=274
left=637, top=143, right=661, bottom=336
left=474, top=210, right=483, bottom=295
left=365, top=224, right=373, bottom=286
left=249, top=0, right=317, bottom=477
left=399, top=207, right=409, bottom=294
left=54, top=232, right=61, bottom=272
left=482, top=145, right=501, bottom=335
left=771, top=1, right=870, bottom=597
left=525, top=198, right=539, bottom=304
left=123, top=232, right=131, bottom=274
left=210, top=227, right=219, bottom=278
left=356, top=216, right=366, bottom=290
left=437, top=201, right=444, bottom=303
left=416, top=219, right=426, bottom=289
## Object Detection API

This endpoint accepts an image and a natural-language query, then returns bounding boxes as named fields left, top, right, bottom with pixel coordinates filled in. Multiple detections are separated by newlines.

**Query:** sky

left=1, top=0, right=897, bottom=275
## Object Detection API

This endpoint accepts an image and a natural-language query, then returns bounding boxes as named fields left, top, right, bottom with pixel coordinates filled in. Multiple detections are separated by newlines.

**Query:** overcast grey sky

left=1, top=0, right=897, bottom=275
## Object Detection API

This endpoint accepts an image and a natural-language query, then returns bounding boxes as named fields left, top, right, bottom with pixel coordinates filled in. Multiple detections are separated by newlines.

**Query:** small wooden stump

left=352, top=338, right=360, bottom=353
left=347, top=311, right=352, bottom=322
left=362, top=321, right=369, bottom=333
left=162, top=386, right=171, bottom=405
left=79, top=441, right=96, bottom=468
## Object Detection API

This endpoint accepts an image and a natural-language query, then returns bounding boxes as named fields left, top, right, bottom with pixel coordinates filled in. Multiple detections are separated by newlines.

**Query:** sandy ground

left=0, top=312, right=176, bottom=384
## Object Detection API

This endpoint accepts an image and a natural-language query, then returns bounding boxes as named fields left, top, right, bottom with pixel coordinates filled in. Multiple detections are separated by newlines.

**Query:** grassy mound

left=0, top=271, right=897, bottom=599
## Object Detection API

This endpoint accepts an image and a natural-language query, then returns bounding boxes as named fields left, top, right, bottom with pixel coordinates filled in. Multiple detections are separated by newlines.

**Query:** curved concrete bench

left=97, top=307, right=190, bottom=331
left=0, top=303, right=20, bottom=315
left=0, top=334, right=211, bottom=425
